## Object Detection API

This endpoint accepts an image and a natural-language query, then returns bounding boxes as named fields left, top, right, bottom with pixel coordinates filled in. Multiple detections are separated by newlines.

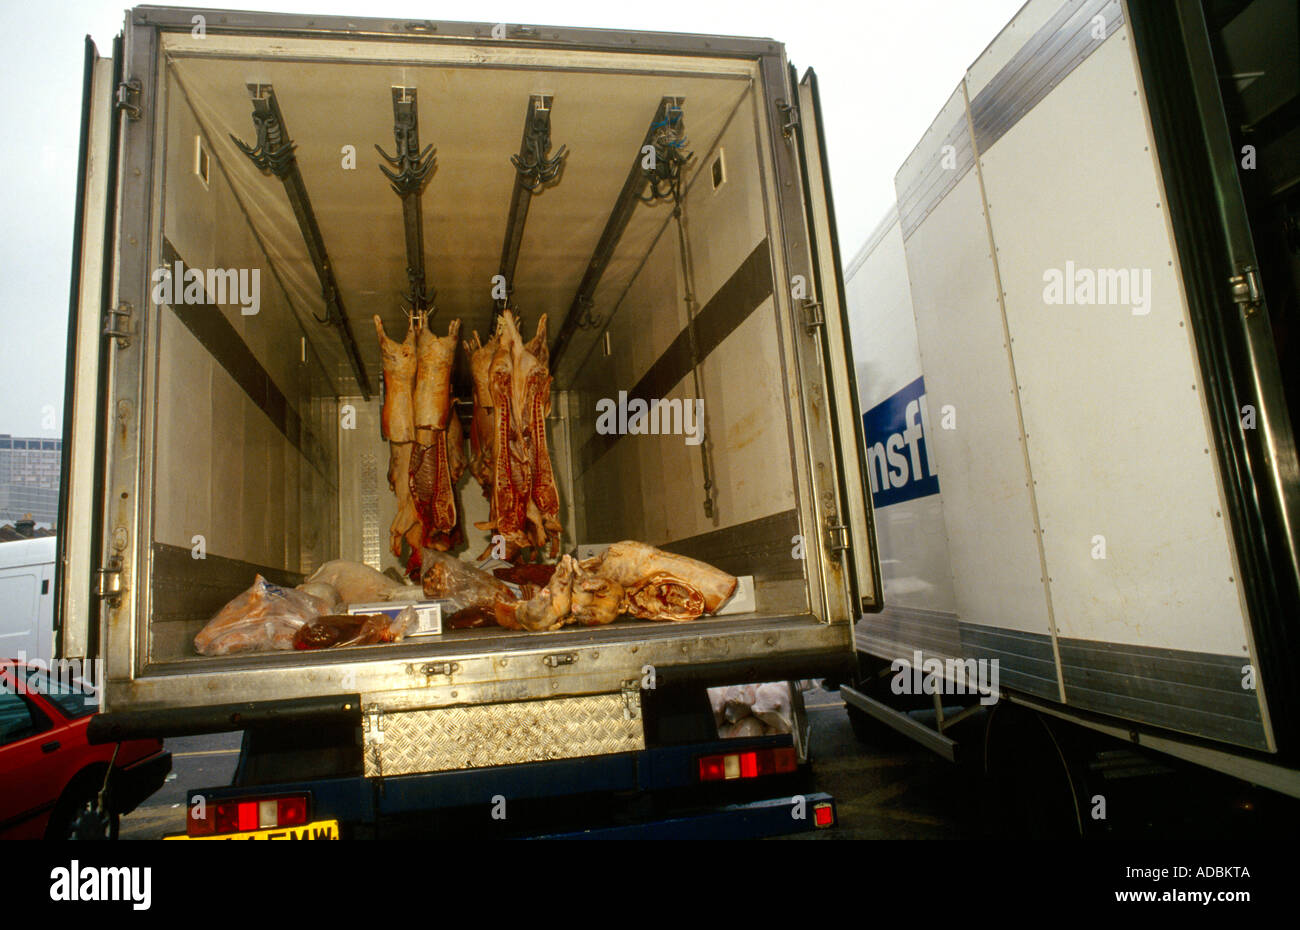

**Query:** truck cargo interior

left=144, top=32, right=810, bottom=668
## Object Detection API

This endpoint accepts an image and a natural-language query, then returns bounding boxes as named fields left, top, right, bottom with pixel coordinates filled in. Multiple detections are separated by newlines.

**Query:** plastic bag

left=725, top=717, right=766, bottom=739
left=723, top=684, right=759, bottom=723
left=195, top=576, right=328, bottom=656
left=305, top=560, right=422, bottom=606
left=708, top=687, right=728, bottom=728
left=420, top=549, right=515, bottom=613
left=752, top=682, right=793, bottom=734
left=296, top=581, right=342, bottom=613
left=293, top=605, right=418, bottom=650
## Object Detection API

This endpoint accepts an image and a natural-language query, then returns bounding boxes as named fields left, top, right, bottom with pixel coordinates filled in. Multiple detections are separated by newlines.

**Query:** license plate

left=166, top=819, right=340, bottom=840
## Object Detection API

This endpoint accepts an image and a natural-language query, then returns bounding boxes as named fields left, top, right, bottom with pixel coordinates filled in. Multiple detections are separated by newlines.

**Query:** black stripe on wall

left=160, top=238, right=325, bottom=469
left=659, top=509, right=802, bottom=582
left=151, top=542, right=304, bottom=622
left=578, top=237, right=774, bottom=475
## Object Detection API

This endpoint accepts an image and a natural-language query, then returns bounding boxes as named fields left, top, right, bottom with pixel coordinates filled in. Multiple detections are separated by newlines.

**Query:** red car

left=0, top=660, right=171, bottom=839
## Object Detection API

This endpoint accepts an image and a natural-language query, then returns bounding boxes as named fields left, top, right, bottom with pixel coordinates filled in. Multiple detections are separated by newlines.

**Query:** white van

left=0, top=537, right=56, bottom=661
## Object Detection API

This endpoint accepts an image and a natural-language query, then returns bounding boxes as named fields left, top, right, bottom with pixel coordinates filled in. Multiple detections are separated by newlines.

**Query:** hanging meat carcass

left=410, top=319, right=462, bottom=552
left=475, top=310, right=562, bottom=560
left=464, top=329, right=499, bottom=529
left=375, top=315, right=417, bottom=443
left=375, top=314, right=421, bottom=563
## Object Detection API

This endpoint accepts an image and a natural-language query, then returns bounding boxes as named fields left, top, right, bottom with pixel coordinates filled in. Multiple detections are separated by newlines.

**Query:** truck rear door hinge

left=825, top=518, right=850, bottom=559
left=103, top=303, right=132, bottom=348
left=95, top=556, right=125, bottom=609
left=1229, top=266, right=1262, bottom=318
left=800, top=298, right=825, bottom=334
left=115, top=78, right=142, bottom=121
left=543, top=652, right=577, bottom=668
left=419, top=661, right=460, bottom=677
left=775, top=99, right=800, bottom=139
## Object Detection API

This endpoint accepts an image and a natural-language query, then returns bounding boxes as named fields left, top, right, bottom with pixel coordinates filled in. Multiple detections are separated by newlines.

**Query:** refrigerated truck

left=58, top=6, right=878, bottom=837
left=841, top=0, right=1300, bottom=818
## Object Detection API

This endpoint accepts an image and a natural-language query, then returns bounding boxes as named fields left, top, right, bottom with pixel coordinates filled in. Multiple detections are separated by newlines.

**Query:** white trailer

left=841, top=0, right=1300, bottom=818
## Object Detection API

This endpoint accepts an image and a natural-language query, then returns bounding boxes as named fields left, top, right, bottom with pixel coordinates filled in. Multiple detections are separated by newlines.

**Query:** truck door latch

left=543, top=653, right=577, bottom=668
left=115, top=79, right=142, bottom=121
left=95, top=556, right=125, bottom=608
left=1229, top=266, right=1262, bottom=318
left=621, top=680, right=642, bottom=721
left=420, top=662, right=460, bottom=677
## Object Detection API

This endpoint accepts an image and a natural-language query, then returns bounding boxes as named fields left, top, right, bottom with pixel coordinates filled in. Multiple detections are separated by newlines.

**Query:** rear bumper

left=113, top=751, right=172, bottom=815
left=531, top=792, right=838, bottom=839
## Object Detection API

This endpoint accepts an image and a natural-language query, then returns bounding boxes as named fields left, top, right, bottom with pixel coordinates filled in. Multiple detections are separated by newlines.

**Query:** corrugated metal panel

left=1058, top=639, right=1266, bottom=749
left=363, top=691, right=645, bottom=777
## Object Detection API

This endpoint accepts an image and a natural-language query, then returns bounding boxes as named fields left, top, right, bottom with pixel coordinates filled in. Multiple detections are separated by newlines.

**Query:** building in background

left=0, top=434, right=61, bottom=526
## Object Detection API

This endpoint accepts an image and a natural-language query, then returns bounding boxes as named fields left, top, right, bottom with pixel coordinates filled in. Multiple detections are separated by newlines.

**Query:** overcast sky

left=0, top=0, right=1024, bottom=438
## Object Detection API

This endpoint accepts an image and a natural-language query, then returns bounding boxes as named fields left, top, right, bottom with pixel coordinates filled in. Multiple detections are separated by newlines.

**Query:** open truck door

left=56, top=35, right=122, bottom=666
left=787, top=66, right=883, bottom=620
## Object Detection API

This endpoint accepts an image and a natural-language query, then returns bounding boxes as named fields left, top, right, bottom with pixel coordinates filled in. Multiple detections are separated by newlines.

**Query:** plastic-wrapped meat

left=708, top=688, right=728, bottom=728
left=445, top=605, right=497, bottom=630
left=305, top=559, right=422, bottom=606
left=726, top=717, right=767, bottom=739
left=492, top=562, right=556, bottom=587
left=293, top=606, right=417, bottom=650
left=374, top=315, right=416, bottom=443
left=588, top=541, right=737, bottom=621
left=194, top=576, right=329, bottom=656
left=723, top=683, right=759, bottom=723
left=752, top=682, right=793, bottom=733
left=296, top=581, right=342, bottom=614
left=420, top=548, right=514, bottom=612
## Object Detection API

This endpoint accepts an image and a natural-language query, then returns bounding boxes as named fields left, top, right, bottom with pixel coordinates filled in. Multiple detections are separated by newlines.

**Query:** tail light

left=187, top=794, right=310, bottom=837
left=697, top=746, right=798, bottom=782
left=813, top=801, right=835, bottom=828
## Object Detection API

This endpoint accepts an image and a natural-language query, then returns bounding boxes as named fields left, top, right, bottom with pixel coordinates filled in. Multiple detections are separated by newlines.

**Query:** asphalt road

left=785, top=691, right=980, bottom=839
left=120, top=731, right=241, bottom=840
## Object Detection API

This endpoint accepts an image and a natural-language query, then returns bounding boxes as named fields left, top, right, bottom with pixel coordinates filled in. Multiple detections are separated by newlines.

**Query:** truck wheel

left=46, top=777, right=120, bottom=841
left=979, top=704, right=1083, bottom=839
